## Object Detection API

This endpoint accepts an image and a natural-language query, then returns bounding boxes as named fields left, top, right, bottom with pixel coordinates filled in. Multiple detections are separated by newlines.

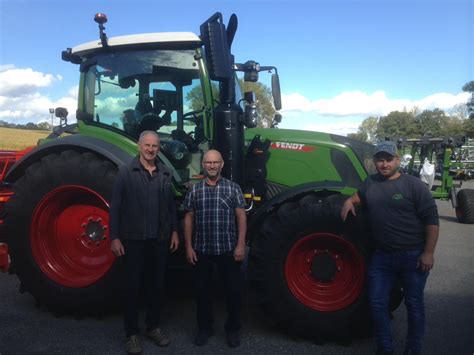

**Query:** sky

left=0, top=0, right=472, bottom=136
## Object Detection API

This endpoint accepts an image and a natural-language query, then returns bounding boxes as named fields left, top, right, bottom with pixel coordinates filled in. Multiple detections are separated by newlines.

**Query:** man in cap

left=341, top=141, right=439, bottom=355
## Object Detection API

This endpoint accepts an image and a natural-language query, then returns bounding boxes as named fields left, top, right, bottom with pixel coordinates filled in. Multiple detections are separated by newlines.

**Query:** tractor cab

left=62, top=12, right=281, bottom=186
left=64, top=31, right=216, bottom=181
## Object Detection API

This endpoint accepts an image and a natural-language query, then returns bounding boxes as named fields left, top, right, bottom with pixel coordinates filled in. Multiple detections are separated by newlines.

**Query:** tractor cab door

left=80, top=48, right=214, bottom=184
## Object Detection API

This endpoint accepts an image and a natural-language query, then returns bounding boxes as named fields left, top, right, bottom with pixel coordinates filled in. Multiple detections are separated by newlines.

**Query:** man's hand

left=418, top=252, right=434, bottom=272
left=234, top=244, right=245, bottom=262
left=340, top=198, right=356, bottom=222
left=170, top=231, right=179, bottom=252
left=110, top=239, right=125, bottom=257
left=186, top=246, right=198, bottom=266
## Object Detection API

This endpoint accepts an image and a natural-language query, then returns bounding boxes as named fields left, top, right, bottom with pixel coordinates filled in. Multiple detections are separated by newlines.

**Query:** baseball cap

left=374, top=141, right=398, bottom=157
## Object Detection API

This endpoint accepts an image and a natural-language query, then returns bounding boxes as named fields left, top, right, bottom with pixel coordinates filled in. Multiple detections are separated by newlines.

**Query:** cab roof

left=71, top=32, right=202, bottom=56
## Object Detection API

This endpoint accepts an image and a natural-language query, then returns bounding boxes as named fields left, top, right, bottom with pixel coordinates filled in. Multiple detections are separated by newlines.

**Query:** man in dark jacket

left=341, top=141, right=439, bottom=355
left=109, top=130, right=179, bottom=354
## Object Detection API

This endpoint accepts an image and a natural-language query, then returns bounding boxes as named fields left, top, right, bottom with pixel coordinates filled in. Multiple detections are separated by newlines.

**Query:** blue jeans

left=368, top=249, right=429, bottom=354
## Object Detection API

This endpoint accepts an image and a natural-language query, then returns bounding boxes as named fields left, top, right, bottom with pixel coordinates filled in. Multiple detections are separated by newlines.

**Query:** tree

left=358, top=116, right=378, bottom=143
left=239, top=79, right=276, bottom=128
left=186, top=83, right=219, bottom=111
left=462, top=81, right=474, bottom=119
left=37, top=121, right=51, bottom=131
left=463, top=118, right=474, bottom=138
left=186, top=79, right=276, bottom=128
left=375, top=111, right=417, bottom=140
left=347, top=132, right=368, bottom=142
left=414, top=109, right=447, bottom=137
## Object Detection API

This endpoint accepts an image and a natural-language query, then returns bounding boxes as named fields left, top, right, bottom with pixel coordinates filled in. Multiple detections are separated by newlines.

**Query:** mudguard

left=247, top=180, right=348, bottom=240
left=4, top=135, right=133, bottom=183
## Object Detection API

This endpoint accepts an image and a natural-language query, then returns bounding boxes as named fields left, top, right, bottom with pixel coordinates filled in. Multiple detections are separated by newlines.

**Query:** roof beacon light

left=94, top=13, right=109, bottom=48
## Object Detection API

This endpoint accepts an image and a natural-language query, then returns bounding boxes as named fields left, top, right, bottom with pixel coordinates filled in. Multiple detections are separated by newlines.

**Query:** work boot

left=226, top=330, right=241, bottom=348
left=125, top=335, right=142, bottom=354
left=145, top=328, right=171, bottom=347
left=194, top=328, right=214, bottom=346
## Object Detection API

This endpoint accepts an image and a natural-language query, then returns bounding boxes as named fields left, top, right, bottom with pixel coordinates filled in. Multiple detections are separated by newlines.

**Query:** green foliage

left=463, top=118, right=474, bottom=138
left=185, top=78, right=276, bottom=128
left=0, top=119, right=52, bottom=131
left=347, top=131, right=368, bottom=142
left=376, top=111, right=417, bottom=139
left=186, top=83, right=219, bottom=111
left=238, top=79, right=276, bottom=128
left=462, top=81, right=474, bottom=119
left=462, top=81, right=474, bottom=92
left=353, top=106, right=471, bottom=141
left=414, top=108, right=447, bottom=137
left=359, top=116, right=378, bottom=143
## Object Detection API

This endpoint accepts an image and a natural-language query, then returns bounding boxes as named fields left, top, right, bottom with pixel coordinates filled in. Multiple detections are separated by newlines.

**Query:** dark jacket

left=109, top=156, right=177, bottom=241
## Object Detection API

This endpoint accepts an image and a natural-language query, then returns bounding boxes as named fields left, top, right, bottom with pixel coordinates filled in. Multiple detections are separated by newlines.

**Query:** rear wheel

left=5, top=150, right=121, bottom=314
left=455, top=189, right=474, bottom=224
left=249, top=194, right=374, bottom=339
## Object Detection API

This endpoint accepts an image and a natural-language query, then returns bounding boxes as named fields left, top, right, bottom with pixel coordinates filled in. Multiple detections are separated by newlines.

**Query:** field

left=0, top=127, right=49, bottom=150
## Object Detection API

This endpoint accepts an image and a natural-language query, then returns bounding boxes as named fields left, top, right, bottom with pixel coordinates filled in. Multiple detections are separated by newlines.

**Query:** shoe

left=125, top=335, right=142, bottom=354
left=194, top=329, right=214, bottom=346
left=146, top=328, right=171, bottom=347
left=226, top=330, right=241, bottom=348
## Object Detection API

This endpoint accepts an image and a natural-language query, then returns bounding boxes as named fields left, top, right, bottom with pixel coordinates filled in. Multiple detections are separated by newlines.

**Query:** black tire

left=249, top=193, right=375, bottom=339
left=5, top=150, right=121, bottom=315
left=456, top=189, right=474, bottom=224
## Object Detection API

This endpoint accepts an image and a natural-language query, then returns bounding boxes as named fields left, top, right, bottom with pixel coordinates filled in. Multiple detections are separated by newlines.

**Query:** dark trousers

left=368, top=249, right=429, bottom=354
left=194, top=251, right=242, bottom=333
left=122, top=239, right=169, bottom=337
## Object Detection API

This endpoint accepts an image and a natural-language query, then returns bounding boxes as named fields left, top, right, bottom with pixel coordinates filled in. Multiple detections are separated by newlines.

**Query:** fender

left=247, top=180, right=348, bottom=241
left=4, top=135, right=133, bottom=183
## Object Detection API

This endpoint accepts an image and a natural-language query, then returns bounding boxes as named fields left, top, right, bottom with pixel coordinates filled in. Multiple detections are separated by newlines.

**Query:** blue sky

left=0, top=0, right=472, bottom=135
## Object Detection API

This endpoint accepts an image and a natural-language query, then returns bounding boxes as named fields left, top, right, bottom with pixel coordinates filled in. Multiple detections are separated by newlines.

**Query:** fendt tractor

left=1, top=12, right=407, bottom=340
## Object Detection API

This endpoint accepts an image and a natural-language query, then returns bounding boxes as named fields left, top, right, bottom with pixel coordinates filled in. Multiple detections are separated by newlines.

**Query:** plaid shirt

left=183, top=177, right=245, bottom=255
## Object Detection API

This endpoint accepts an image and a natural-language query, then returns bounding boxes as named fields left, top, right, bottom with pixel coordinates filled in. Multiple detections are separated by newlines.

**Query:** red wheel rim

left=284, top=232, right=365, bottom=312
left=30, top=185, right=114, bottom=288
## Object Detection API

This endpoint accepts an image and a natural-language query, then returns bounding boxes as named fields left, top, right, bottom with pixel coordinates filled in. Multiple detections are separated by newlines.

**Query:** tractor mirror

left=200, top=12, right=233, bottom=81
left=272, top=73, right=282, bottom=111
left=55, top=107, right=68, bottom=119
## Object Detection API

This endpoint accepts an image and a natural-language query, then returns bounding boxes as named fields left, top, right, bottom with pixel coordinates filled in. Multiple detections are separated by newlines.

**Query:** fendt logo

left=271, top=142, right=315, bottom=152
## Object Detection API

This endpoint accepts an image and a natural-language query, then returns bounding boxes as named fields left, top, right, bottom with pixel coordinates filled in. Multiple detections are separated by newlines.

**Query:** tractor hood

left=245, top=127, right=375, bottom=189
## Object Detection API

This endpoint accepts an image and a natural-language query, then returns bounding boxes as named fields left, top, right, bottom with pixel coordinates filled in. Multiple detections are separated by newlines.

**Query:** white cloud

left=0, top=67, right=76, bottom=125
left=0, top=68, right=61, bottom=97
left=281, top=90, right=470, bottom=117
left=0, top=64, right=16, bottom=72
left=279, top=90, right=471, bottom=136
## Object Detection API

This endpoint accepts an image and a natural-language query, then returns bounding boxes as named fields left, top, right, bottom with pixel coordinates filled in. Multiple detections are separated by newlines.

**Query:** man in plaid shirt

left=183, top=149, right=247, bottom=348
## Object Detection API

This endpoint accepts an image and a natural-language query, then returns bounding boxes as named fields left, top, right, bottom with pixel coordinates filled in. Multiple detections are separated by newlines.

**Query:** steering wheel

left=183, top=108, right=204, bottom=123
left=138, top=112, right=165, bottom=132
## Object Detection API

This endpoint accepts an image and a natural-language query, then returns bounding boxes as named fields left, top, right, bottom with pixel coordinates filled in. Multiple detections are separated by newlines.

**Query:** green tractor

left=397, top=136, right=474, bottom=224
left=1, top=13, right=389, bottom=339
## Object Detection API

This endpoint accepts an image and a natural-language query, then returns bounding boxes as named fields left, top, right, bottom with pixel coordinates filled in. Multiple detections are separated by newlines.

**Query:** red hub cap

left=284, top=232, right=365, bottom=312
left=30, top=185, right=114, bottom=288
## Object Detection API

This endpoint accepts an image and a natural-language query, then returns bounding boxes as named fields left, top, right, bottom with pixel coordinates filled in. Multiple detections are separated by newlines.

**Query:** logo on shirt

left=392, top=193, right=403, bottom=201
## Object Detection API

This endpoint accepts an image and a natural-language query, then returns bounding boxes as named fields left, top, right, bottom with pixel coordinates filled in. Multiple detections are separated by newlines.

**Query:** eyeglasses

left=203, top=161, right=222, bottom=166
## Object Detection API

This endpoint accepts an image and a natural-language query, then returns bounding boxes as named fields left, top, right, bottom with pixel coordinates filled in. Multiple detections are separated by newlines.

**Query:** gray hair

left=138, top=130, right=160, bottom=142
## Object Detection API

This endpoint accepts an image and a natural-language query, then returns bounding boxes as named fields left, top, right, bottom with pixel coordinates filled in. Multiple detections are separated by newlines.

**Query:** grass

left=0, top=127, right=50, bottom=151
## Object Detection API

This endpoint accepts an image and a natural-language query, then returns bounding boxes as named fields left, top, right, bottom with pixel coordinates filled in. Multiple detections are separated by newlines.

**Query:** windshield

left=83, top=49, right=211, bottom=182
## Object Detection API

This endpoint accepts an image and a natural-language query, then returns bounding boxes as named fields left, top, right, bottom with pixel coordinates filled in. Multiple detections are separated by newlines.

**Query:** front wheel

left=249, top=194, right=373, bottom=339
left=5, top=150, right=121, bottom=315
